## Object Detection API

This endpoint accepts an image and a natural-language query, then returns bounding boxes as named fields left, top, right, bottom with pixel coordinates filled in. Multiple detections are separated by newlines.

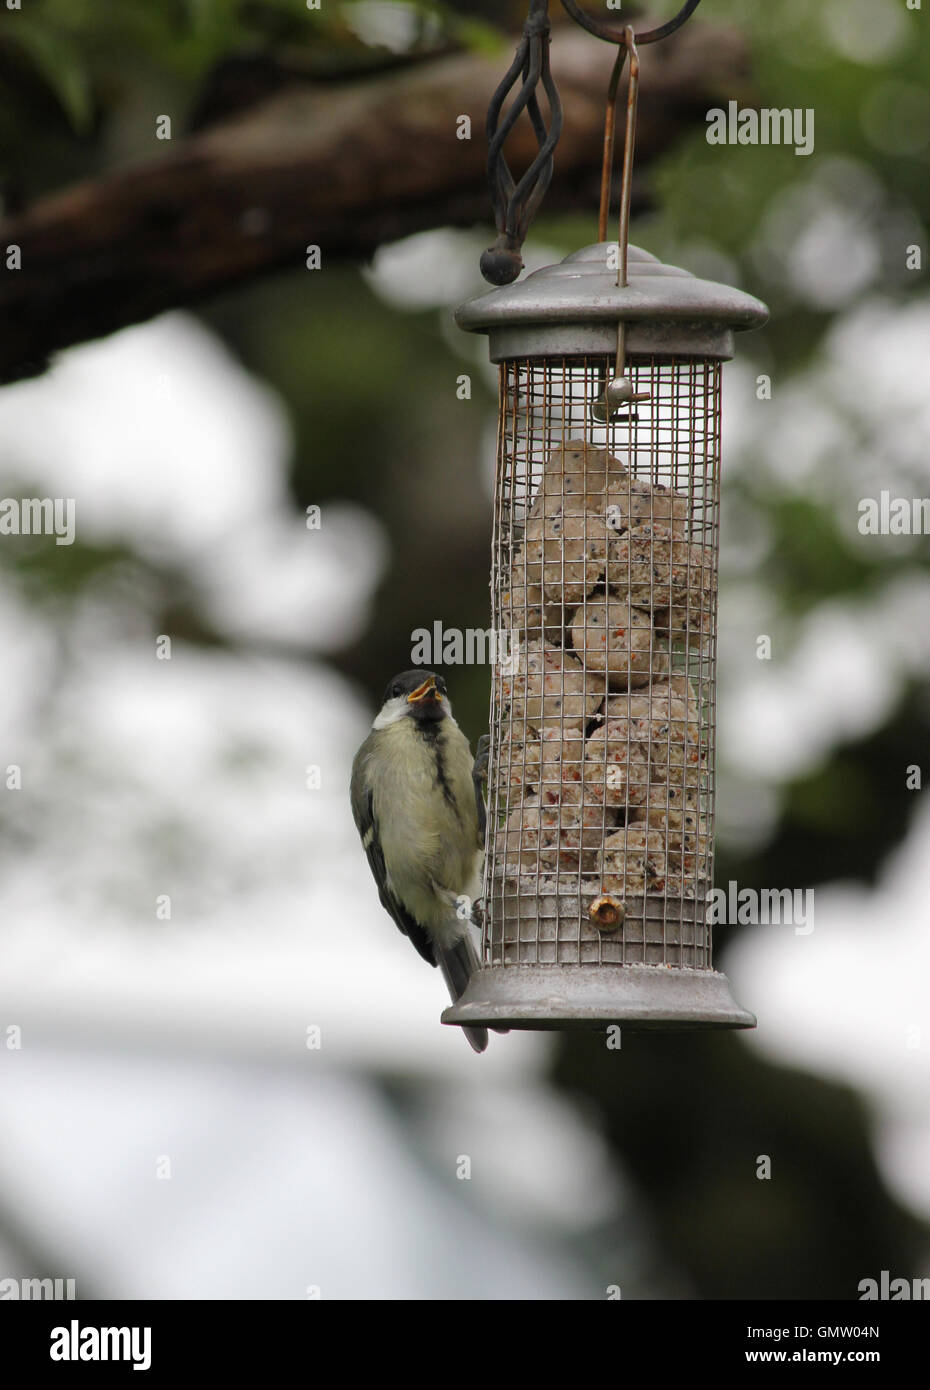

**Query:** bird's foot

left=473, top=733, right=491, bottom=783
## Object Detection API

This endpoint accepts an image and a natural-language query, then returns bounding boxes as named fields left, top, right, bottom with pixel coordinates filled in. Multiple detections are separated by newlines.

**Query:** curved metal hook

left=560, top=0, right=702, bottom=46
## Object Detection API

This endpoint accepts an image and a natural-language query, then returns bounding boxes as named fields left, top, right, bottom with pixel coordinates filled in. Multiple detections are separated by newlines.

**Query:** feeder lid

left=455, top=242, right=769, bottom=363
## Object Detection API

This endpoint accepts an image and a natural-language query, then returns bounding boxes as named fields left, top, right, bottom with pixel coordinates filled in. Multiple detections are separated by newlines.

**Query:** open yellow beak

left=407, top=677, right=439, bottom=704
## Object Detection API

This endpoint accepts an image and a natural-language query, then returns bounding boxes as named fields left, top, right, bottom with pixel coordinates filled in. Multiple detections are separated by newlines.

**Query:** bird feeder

left=443, top=1, right=767, bottom=1032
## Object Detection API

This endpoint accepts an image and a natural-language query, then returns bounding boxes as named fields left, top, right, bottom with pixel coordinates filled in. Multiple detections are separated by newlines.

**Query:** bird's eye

left=391, top=684, right=402, bottom=698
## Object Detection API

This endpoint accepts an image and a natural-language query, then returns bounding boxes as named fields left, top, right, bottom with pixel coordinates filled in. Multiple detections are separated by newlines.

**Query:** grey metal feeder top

left=455, top=242, right=769, bottom=363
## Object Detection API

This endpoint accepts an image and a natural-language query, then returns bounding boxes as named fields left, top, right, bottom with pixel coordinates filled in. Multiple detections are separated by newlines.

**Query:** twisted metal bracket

left=480, top=0, right=562, bottom=286
left=481, top=0, right=703, bottom=285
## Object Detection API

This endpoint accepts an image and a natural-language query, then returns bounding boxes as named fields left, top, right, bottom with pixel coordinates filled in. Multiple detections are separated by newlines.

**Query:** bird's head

left=373, top=670, right=451, bottom=728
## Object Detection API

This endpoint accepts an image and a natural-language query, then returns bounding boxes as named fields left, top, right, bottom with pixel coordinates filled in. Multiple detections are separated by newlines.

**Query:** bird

left=350, top=670, right=491, bottom=1053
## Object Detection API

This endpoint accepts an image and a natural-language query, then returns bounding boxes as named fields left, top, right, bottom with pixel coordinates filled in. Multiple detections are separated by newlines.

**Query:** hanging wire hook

left=597, top=20, right=642, bottom=281
left=561, top=0, right=703, bottom=47
left=592, top=26, right=651, bottom=422
left=615, top=23, right=640, bottom=289
left=597, top=47, right=626, bottom=244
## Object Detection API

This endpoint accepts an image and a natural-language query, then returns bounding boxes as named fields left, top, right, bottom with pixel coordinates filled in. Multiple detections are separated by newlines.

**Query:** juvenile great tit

left=350, top=670, right=491, bottom=1053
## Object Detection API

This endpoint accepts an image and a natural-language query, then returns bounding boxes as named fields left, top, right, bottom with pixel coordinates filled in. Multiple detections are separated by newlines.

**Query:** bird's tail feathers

left=436, top=934, right=488, bottom=1055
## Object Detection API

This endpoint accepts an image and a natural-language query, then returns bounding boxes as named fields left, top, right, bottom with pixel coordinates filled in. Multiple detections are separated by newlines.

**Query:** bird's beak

left=407, top=677, right=439, bottom=704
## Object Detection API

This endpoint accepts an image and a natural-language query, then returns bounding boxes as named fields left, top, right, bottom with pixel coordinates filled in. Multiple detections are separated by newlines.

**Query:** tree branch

left=0, top=21, right=750, bottom=381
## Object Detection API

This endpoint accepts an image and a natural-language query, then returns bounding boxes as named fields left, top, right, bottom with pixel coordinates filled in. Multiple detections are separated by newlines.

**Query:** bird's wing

left=350, top=748, right=436, bottom=967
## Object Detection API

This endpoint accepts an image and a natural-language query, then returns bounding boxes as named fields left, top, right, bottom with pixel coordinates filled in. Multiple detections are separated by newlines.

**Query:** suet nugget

left=646, top=867, right=690, bottom=897
left=603, top=522, right=676, bottom=608
left=350, top=670, right=492, bottom=1054
left=526, top=439, right=629, bottom=521
left=655, top=601, right=715, bottom=650
left=651, top=732, right=707, bottom=790
left=669, top=829, right=711, bottom=880
left=605, top=525, right=712, bottom=612
left=599, top=824, right=695, bottom=899
left=570, top=595, right=669, bottom=689
left=496, top=725, right=542, bottom=791
left=499, top=793, right=614, bottom=874
left=604, top=681, right=694, bottom=740
left=628, top=782, right=700, bottom=832
left=524, top=444, right=688, bottom=542
left=582, top=719, right=650, bottom=809
left=613, top=481, right=690, bottom=536
left=648, top=673, right=701, bottom=717
left=605, top=674, right=697, bottom=725
left=499, top=579, right=553, bottom=639
left=535, top=726, right=587, bottom=801
left=500, top=639, right=605, bottom=732
left=516, top=510, right=611, bottom=608
left=599, top=829, right=652, bottom=898
left=492, top=435, right=711, bottom=916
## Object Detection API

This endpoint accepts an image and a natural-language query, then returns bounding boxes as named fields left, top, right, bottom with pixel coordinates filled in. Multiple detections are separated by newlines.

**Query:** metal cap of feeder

left=455, top=241, right=769, bottom=363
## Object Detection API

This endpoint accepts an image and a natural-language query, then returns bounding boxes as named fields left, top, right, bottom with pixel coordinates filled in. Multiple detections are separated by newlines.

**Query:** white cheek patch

left=372, top=696, right=411, bottom=730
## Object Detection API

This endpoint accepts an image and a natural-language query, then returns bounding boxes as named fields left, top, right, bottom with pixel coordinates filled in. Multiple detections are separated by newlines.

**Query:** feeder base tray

left=441, top=963, right=755, bottom=1032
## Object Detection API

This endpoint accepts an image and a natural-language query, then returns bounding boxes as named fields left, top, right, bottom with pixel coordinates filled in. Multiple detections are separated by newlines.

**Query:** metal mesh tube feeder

left=442, top=5, right=768, bottom=1033
left=445, top=244, right=766, bottom=1030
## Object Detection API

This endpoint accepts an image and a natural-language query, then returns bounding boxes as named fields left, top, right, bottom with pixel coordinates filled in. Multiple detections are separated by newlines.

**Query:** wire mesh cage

left=445, top=242, right=768, bottom=1030
left=491, top=355, right=717, bottom=967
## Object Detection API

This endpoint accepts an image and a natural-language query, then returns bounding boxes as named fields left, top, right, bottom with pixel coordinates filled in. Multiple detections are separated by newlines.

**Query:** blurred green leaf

left=10, top=23, right=94, bottom=134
